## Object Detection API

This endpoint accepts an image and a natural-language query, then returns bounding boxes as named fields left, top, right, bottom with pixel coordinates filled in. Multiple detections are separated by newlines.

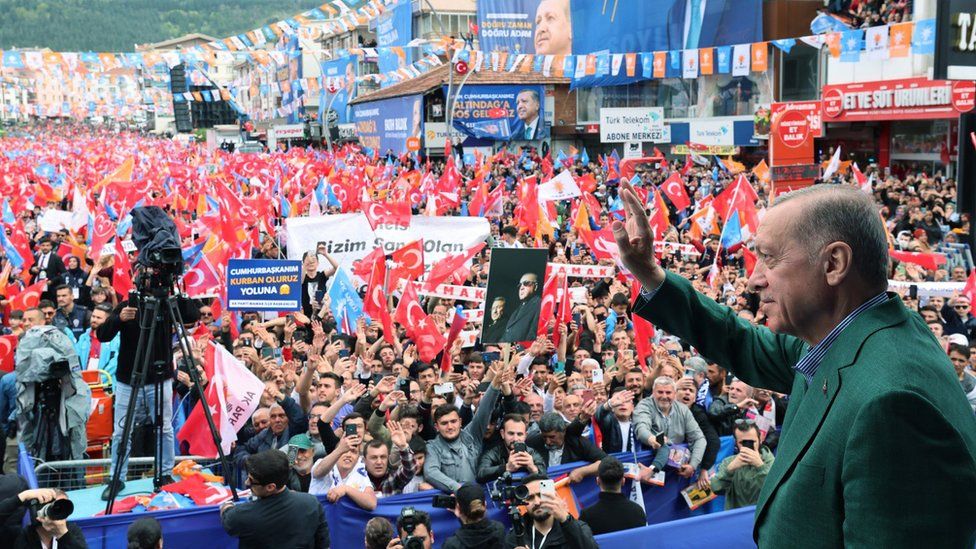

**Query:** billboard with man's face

left=477, top=0, right=762, bottom=55
left=320, top=55, right=358, bottom=125
left=448, top=85, right=548, bottom=141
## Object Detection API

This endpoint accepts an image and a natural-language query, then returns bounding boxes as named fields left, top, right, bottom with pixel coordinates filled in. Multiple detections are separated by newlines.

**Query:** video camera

left=130, top=206, right=184, bottom=290
left=488, top=471, right=529, bottom=506
left=398, top=507, right=426, bottom=549
left=489, top=472, right=529, bottom=546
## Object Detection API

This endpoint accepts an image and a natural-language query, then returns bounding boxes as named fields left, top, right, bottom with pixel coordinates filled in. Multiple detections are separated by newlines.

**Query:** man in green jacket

left=710, top=419, right=774, bottom=510
left=612, top=182, right=976, bottom=547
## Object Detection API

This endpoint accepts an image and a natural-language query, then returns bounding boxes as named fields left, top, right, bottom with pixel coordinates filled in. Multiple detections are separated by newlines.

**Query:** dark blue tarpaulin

left=37, top=437, right=741, bottom=548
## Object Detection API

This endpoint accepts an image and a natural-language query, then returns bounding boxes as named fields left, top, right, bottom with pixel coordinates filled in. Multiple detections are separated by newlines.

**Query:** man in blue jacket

left=73, top=304, right=118, bottom=384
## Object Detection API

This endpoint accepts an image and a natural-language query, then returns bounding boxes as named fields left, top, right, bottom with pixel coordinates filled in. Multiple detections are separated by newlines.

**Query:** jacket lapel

left=754, top=295, right=908, bottom=532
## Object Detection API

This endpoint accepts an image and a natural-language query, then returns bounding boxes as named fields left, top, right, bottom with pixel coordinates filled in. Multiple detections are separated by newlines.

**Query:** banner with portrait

left=376, top=0, right=413, bottom=88
left=351, top=94, right=423, bottom=153
left=449, top=84, right=547, bottom=141
left=481, top=248, right=549, bottom=344
left=477, top=0, right=763, bottom=55
left=320, top=55, right=358, bottom=125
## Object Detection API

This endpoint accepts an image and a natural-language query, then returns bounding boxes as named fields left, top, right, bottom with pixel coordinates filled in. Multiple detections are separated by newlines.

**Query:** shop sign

left=770, top=101, right=822, bottom=168
left=935, top=0, right=976, bottom=80
left=821, top=78, right=975, bottom=122
left=671, top=144, right=739, bottom=155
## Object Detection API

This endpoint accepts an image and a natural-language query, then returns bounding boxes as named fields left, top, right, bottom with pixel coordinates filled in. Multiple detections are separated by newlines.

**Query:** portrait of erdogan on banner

left=481, top=248, right=549, bottom=344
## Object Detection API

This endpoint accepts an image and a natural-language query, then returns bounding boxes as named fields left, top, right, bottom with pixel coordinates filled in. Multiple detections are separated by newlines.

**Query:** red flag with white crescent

left=389, top=240, right=425, bottom=283
left=0, top=334, right=17, bottom=373
left=112, top=239, right=134, bottom=298
left=660, top=172, right=691, bottom=211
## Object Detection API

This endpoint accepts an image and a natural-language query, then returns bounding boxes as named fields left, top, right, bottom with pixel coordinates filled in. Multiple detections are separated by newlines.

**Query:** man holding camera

left=477, top=414, right=546, bottom=483
left=0, top=487, right=86, bottom=548
left=707, top=419, right=774, bottom=510
left=388, top=507, right=434, bottom=549
left=97, top=288, right=199, bottom=500
left=504, top=473, right=599, bottom=549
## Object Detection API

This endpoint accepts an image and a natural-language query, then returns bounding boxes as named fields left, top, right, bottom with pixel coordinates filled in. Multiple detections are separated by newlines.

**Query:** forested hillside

left=0, top=0, right=321, bottom=52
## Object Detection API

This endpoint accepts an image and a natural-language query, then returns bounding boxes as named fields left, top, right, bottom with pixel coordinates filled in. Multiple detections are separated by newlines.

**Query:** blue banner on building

left=319, top=56, right=358, bottom=125
left=352, top=94, right=424, bottom=154
left=376, top=0, right=413, bottom=88
left=226, top=259, right=302, bottom=312
left=278, top=34, right=303, bottom=123
left=448, top=84, right=547, bottom=141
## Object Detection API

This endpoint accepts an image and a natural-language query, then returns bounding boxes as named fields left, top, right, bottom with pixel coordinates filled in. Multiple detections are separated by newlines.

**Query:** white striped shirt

left=793, top=293, right=889, bottom=384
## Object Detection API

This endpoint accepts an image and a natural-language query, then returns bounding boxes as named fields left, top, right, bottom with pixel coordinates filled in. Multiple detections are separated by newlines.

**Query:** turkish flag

left=363, top=200, right=411, bottom=231
left=0, top=334, right=17, bottom=373
left=389, top=240, right=425, bottom=283
left=8, top=280, right=47, bottom=311
left=578, top=228, right=619, bottom=262
left=364, top=259, right=396, bottom=345
left=414, top=316, right=447, bottom=364
left=176, top=372, right=225, bottom=458
left=536, top=271, right=560, bottom=338
left=630, top=280, right=654, bottom=370
left=424, top=242, right=486, bottom=291
left=515, top=178, right=539, bottom=236
left=394, top=283, right=426, bottom=330
left=713, top=174, right=759, bottom=233
left=660, top=172, right=691, bottom=210
left=742, top=246, right=758, bottom=277
left=439, top=307, right=467, bottom=374
left=112, top=239, right=134, bottom=298
left=352, top=246, right=387, bottom=281
left=889, top=250, right=947, bottom=272
left=184, top=254, right=222, bottom=298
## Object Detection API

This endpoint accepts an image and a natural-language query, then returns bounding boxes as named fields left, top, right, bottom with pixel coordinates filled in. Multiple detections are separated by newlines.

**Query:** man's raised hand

left=611, top=180, right=666, bottom=290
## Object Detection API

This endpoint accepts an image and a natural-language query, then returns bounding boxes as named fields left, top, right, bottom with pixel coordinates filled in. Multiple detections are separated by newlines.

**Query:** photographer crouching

left=0, top=487, right=86, bottom=548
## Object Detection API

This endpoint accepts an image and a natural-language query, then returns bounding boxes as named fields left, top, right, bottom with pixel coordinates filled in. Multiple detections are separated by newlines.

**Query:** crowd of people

left=0, top=121, right=974, bottom=548
left=825, top=0, right=913, bottom=27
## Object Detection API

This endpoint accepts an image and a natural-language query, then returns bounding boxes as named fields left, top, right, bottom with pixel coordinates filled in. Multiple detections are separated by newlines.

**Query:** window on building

left=779, top=44, right=820, bottom=102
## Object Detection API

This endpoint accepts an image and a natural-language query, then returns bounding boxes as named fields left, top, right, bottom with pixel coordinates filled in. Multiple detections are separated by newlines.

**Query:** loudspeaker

left=169, top=64, right=192, bottom=133
left=958, top=112, right=976, bottom=250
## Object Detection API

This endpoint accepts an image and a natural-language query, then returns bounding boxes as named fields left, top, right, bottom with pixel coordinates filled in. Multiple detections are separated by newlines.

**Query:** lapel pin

left=822, top=380, right=827, bottom=394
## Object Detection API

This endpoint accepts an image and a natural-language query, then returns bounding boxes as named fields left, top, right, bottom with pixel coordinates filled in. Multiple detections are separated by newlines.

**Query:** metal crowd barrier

left=31, top=455, right=226, bottom=490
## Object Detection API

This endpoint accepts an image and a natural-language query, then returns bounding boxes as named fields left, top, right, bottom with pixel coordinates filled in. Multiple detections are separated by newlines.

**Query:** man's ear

left=822, top=242, right=853, bottom=288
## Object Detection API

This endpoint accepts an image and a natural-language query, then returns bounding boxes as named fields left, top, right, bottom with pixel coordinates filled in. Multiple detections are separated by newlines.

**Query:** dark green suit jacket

left=634, top=272, right=976, bottom=548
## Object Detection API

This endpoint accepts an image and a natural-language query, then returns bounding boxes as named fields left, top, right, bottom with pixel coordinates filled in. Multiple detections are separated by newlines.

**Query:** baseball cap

left=288, top=433, right=313, bottom=450
left=947, top=333, right=969, bottom=347
left=455, top=483, right=485, bottom=513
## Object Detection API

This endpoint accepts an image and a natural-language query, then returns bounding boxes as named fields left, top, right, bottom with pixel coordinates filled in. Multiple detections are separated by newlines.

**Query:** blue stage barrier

left=66, top=437, right=742, bottom=548
left=595, top=506, right=757, bottom=548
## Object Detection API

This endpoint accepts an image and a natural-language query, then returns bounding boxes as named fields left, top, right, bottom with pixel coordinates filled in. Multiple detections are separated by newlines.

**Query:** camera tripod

left=104, top=276, right=238, bottom=514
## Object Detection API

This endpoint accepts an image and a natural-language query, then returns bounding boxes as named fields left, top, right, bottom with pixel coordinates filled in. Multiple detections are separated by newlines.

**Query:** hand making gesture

left=611, top=180, right=667, bottom=290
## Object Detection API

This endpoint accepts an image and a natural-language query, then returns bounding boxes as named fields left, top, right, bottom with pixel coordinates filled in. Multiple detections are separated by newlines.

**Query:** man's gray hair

left=580, top=358, right=600, bottom=370
left=774, top=185, right=889, bottom=289
left=652, top=376, right=676, bottom=389
left=538, top=412, right=567, bottom=433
